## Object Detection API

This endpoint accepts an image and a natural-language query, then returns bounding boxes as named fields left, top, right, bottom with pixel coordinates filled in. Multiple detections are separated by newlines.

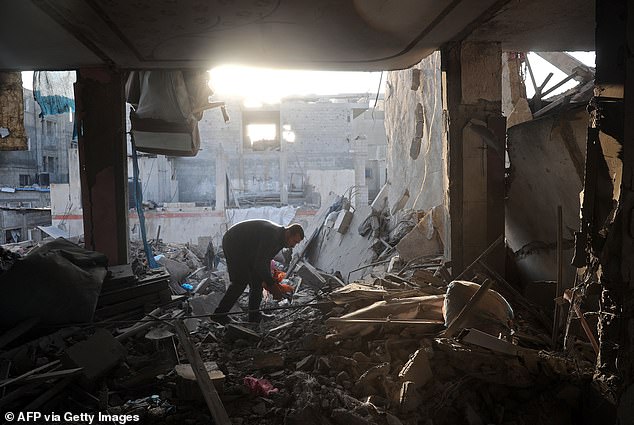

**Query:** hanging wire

left=130, top=132, right=159, bottom=269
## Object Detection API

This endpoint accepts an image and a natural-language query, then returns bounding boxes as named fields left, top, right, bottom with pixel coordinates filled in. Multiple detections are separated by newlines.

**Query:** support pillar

left=442, top=41, right=505, bottom=274
left=75, top=68, right=128, bottom=265
left=353, top=136, right=369, bottom=207
left=215, top=145, right=227, bottom=211
left=280, top=143, right=288, bottom=205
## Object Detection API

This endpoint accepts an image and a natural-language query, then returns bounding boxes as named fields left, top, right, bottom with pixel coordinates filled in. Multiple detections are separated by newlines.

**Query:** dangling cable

left=130, top=132, right=159, bottom=269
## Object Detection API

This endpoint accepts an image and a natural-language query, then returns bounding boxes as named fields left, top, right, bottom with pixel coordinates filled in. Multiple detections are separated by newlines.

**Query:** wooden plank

left=94, top=292, right=162, bottom=318
left=454, top=235, right=503, bottom=281
left=327, top=318, right=444, bottom=326
left=173, top=320, right=231, bottom=425
left=443, top=279, right=492, bottom=337
left=563, top=290, right=599, bottom=354
left=552, top=205, right=564, bottom=348
left=476, top=260, right=552, bottom=333
left=0, top=360, right=60, bottom=389
left=23, top=368, right=83, bottom=384
left=0, top=317, right=40, bottom=349
left=98, top=279, right=168, bottom=307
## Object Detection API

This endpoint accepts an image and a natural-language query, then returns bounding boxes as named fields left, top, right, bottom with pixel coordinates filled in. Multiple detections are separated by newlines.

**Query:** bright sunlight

left=209, top=66, right=384, bottom=105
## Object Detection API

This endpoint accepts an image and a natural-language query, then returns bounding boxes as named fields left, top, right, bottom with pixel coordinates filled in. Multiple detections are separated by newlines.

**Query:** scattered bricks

left=398, top=349, right=432, bottom=389
left=296, top=355, right=315, bottom=371
left=399, top=381, right=422, bottom=413
left=252, top=352, right=284, bottom=370
left=62, top=328, right=126, bottom=386
left=175, top=362, right=225, bottom=401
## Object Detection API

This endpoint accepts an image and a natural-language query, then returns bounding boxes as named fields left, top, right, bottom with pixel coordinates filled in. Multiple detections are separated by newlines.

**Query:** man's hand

left=262, top=282, right=294, bottom=300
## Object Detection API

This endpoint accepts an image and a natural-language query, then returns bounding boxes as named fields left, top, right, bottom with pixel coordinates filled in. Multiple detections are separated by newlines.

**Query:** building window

left=247, top=124, right=276, bottom=144
left=46, top=121, right=56, bottom=138
left=5, top=228, right=21, bottom=244
left=19, top=174, right=31, bottom=186
left=282, top=124, right=296, bottom=143
left=242, top=110, right=280, bottom=151
left=42, top=156, right=56, bottom=173
left=365, top=168, right=373, bottom=178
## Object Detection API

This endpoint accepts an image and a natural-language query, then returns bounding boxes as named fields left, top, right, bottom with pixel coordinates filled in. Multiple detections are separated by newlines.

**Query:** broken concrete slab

left=444, top=280, right=514, bottom=335
left=225, top=324, right=261, bottom=342
left=329, top=283, right=388, bottom=305
left=398, top=349, right=432, bottom=389
left=396, top=205, right=446, bottom=262
left=251, top=352, right=284, bottom=369
left=62, top=328, right=126, bottom=386
left=398, top=380, right=422, bottom=413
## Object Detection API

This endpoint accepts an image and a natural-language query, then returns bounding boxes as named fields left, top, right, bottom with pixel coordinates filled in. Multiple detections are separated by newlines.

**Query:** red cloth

left=243, top=376, right=278, bottom=396
left=262, top=282, right=294, bottom=300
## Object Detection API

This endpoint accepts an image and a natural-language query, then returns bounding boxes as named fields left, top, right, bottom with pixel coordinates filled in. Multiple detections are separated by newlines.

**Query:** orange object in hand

left=272, top=270, right=286, bottom=283
left=262, top=282, right=294, bottom=300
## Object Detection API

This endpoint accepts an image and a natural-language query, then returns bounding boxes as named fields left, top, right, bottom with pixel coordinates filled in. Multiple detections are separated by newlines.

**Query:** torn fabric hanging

left=33, top=71, right=76, bottom=116
left=125, top=70, right=218, bottom=157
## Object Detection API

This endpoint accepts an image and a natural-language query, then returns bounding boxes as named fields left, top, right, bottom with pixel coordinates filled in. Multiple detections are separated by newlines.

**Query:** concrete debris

left=398, top=349, right=432, bottom=389
left=0, top=201, right=615, bottom=424
left=61, top=328, right=127, bottom=386
left=444, top=280, right=514, bottom=336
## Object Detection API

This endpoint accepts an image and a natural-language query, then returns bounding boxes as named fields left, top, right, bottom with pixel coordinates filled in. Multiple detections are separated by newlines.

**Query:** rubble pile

left=0, top=200, right=616, bottom=424
left=0, top=254, right=612, bottom=425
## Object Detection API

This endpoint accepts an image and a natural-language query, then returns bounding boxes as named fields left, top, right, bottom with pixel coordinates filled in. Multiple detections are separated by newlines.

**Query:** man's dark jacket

left=222, top=219, right=286, bottom=287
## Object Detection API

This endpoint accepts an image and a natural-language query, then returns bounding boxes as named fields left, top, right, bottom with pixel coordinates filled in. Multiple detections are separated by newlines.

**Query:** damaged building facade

left=50, top=93, right=387, bottom=244
left=1, top=0, right=634, bottom=424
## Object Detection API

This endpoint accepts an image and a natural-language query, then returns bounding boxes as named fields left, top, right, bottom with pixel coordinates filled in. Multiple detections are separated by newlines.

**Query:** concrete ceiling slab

left=1, top=0, right=594, bottom=71
left=467, top=0, right=595, bottom=52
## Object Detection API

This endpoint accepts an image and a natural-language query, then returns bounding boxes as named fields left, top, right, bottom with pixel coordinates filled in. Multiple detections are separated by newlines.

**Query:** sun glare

left=209, top=65, right=384, bottom=103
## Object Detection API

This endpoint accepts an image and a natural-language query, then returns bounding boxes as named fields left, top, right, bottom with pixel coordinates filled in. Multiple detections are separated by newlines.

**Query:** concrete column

left=590, top=0, right=633, bottom=411
left=442, top=41, right=505, bottom=274
left=215, top=145, right=227, bottom=211
left=280, top=119, right=288, bottom=204
left=353, top=136, right=369, bottom=206
left=75, top=68, right=128, bottom=265
left=280, top=148, right=288, bottom=204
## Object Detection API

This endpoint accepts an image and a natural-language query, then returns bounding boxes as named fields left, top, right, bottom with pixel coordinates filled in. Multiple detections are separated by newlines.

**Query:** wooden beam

left=0, top=360, right=60, bottom=389
left=173, top=320, right=231, bottom=425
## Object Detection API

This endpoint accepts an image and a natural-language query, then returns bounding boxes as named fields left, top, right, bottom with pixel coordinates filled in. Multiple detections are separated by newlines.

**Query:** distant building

left=171, top=93, right=387, bottom=208
left=0, top=88, right=74, bottom=208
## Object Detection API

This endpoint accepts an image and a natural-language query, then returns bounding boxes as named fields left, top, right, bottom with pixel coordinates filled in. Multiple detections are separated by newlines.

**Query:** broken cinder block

left=62, top=328, right=126, bottom=386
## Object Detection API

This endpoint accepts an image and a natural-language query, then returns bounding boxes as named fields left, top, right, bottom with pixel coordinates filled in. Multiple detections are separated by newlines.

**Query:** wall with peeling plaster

left=505, top=106, right=587, bottom=295
left=383, top=52, right=446, bottom=213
